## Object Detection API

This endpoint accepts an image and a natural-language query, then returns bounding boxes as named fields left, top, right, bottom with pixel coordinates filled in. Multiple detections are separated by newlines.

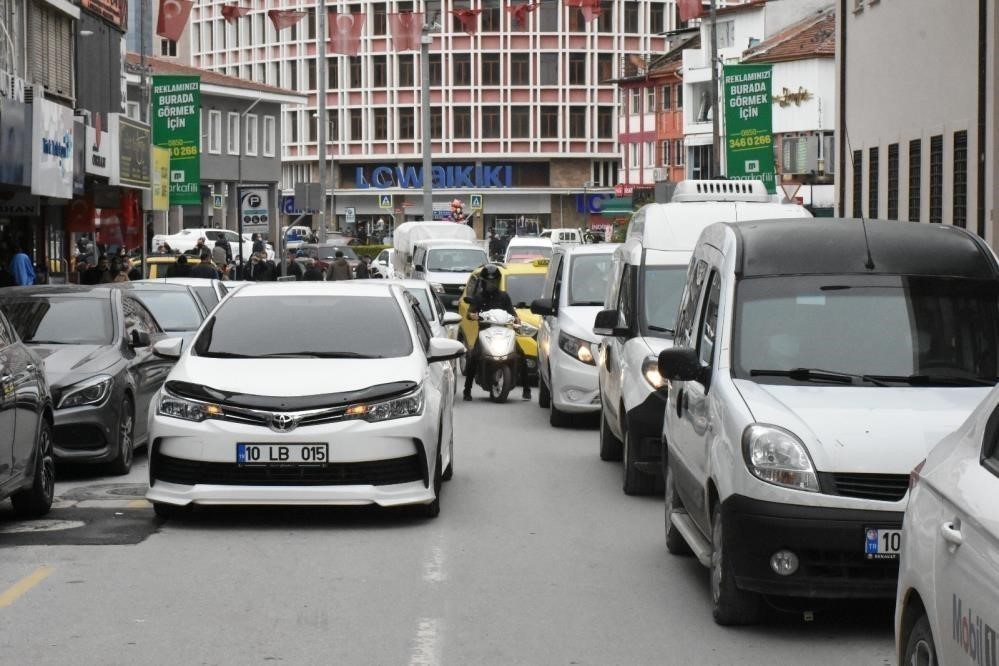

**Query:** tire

left=903, top=613, right=937, bottom=666
left=10, top=419, right=55, bottom=519
left=550, top=403, right=574, bottom=428
left=623, top=429, right=655, bottom=495
left=458, top=333, right=469, bottom=377
left=710, top=503, right=762, bottom=626
left=152, top=502, right=184, bottom=519
left=488, top=366, right=513, bottom=403
left=538, top=374, right=551, bottom=409
left=664, top=461, right=691, bottom=555
left=599, top=412, right=623, bottom=461
left=108, top=396, right=135, bottom=476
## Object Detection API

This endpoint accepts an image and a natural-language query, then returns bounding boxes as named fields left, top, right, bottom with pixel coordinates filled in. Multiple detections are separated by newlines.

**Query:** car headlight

left=558, top=332, right=594, bottom=365
left=517, top=322, right=539, bottom=338
left=742, top=424, right=820, bottom=492
left=157, top=393, right=223, bottom=422
left=430, top=282, right=445, bottom=294
left=642, top=356, right=665, bottom=388
left=58, top=375, right=114, bottom=409
left=344, top=386, right=424, bottom=423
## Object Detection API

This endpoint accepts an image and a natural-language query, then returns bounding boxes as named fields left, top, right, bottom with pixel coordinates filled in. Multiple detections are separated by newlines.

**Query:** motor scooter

left=470, top=309, right=526, bottom=403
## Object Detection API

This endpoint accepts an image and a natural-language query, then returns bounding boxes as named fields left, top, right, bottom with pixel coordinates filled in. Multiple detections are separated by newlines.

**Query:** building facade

left=837, top=0, right=996, bottom=244
left=185, top=0, right=680, bottom=237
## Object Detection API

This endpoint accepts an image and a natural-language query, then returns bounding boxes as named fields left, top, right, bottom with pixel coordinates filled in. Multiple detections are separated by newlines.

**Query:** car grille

left=152, top=452, right=423, bottom=487
left=798, top=549, right=901, bottom=581
left=820, top=472, right=909, bottom=502
left=54, top=425, right=107, bottom=450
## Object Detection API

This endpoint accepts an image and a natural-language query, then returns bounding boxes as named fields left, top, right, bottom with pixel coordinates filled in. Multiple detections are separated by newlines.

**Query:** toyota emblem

left=269, top=413, right=297, bottom=432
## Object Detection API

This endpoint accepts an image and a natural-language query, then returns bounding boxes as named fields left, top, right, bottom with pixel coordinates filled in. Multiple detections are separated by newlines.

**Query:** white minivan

left=658, top=218, right=999, bottom=625
left=595, top=180, right=811, bottom=495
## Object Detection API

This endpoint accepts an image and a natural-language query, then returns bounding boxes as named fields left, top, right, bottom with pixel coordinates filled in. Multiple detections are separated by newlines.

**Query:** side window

left=0, top=312, right=14, bottom=347
left=432, top=293, right=447, bottom=322
left=411, top=303, right=432, bottom=350
left=225, top=231, right=240, bottom=244
left=123, top=298, right=161, bottom=336
left=413, top=248, right=425, bottom=267
left=541, top=253, right=563, bottom=303
left=617, top=265, right=635, bottom=329
left=980, top=403, right=999, bottom=478
left=377, top=250, right=388, bottom=263
left=674, top=259, right=709, bottom=348
left=697, top=272, right=721, bottom=366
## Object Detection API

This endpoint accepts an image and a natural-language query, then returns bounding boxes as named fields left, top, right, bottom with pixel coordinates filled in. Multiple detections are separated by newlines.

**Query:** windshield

left=643, top=266, right=688, bottom=336
left=406, top=287, right=435, bottom=322
left=133, top=290, right=204, bottom=331
left=305, top=246, right=358, bottom=261
left=1, top=297, right=114, bottom=345
left=733, top=275, right=999, bottom=385
left=506, top=246, right=552, bottom=263
left=426, top=248, right=487, bottom=272
left=194, top=295, right=413, bottom=359
left=505, top=273, right=546, bottom=308
left=569, top=254, right=613, bottom=306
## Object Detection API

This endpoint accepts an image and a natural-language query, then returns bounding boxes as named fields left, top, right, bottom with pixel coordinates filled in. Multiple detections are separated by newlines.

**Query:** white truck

left=393, top=222, right=488, bottom=310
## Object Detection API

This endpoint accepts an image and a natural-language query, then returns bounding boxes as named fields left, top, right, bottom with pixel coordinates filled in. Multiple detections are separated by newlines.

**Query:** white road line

left=409, top=617, right=442, bottom=666
left=422, top=545, right=447, bottom=583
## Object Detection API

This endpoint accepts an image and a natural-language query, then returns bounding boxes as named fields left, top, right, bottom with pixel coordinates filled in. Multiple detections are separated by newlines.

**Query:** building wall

left=771, top=58, right=834, bottom=134
left=76, top=12, right=124, bottom=118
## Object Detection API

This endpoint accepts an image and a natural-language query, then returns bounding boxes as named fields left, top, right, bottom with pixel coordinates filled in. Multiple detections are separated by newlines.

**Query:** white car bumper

left=551, top=351, right=600, bottom=413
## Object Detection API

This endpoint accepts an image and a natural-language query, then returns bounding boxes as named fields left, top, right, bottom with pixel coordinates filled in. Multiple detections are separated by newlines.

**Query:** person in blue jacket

left=9, top=246, right=34, bottom=286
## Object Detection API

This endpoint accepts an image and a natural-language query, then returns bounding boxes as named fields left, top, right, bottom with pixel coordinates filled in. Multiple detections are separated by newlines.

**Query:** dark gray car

left=0, top=286, right=175, bottom=474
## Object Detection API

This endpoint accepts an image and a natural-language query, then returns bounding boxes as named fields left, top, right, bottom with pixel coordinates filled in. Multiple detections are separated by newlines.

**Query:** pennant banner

left=505, top=2, right=539, bottom=29
left=221, top=4, right=250, bottom=23
left=156, top=0, right=194, bottom=41
left=388, top=12, right=424, bottom=52
left=580, top=0, right=601, bottom=22
left=329, top=12, right=365, bottom=57
left=451, top=9, right=482, bottom=36
left=678, top=0, right=703, bottom=22
left=268, top=9, right=307, bottom=31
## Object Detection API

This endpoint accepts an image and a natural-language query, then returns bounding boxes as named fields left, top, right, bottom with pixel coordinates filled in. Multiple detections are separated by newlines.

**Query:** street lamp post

left=316, top=1, right=329, bottom=243
left=420, top=22, right=433, bottom=221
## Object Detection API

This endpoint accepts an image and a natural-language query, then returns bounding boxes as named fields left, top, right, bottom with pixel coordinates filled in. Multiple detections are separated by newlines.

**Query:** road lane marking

left=0, top=566, right=54, bottom=609
left=409, top=617, right=441, bottom=666
left=423, top=545, right=447, bottom=583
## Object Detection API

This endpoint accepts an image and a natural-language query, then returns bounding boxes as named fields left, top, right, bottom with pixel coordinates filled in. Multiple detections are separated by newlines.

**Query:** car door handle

left=940, top=521, right=963, bottom=550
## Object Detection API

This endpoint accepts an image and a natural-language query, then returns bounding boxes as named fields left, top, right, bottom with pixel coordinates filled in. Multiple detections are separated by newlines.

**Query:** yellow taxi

left=458, top=259, right=548, bottom=380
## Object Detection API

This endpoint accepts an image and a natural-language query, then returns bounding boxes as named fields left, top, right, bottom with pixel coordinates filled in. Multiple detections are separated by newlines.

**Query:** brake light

left=909, top=459, right=926, bottom=491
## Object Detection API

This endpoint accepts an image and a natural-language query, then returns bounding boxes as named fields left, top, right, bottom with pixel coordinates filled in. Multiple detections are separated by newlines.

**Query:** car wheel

left=903, top=613, right=937, bottom=666
left=538, top=374, right=551, bottom=409
left=623, top=430, right=655, bottom=495
left=710, top=503, right=761, bottom=626
left=599, top=412, right=623, bottom=461
left=664, top=461, right=691, bottom=555
left=152, top=502, right=184, bottom=519
left=10, top=419, right=55, bottom=519
left=550, top=403, right=574, bottom=428
left=108, top=396, right=135, bottom=476
left=489, top=366, right=512, bottom=403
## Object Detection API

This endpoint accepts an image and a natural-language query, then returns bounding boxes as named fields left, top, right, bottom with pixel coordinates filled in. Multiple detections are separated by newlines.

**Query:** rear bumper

left=723, top=494, right=903, bottom=599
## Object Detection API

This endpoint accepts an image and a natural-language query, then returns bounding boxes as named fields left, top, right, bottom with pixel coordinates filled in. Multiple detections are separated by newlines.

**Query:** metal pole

left=709, top=0, right=720, bottom=177
left=317, top=1, right=328, bottom=242
left=140, top=0, right=149, bottom=272
left=420, top=26, right=432, bottom=221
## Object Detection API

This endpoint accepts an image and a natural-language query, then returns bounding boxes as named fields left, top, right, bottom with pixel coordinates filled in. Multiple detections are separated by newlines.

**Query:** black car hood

left=30, top=344, right=118, bottom=386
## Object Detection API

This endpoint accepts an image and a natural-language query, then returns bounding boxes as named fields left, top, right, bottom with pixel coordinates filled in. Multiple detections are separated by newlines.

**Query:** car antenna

left=844, top=125, right=875, bottom=270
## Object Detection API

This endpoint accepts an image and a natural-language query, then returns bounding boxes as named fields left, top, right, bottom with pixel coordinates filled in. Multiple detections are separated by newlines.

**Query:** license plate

left=864, top=527, right=902, bottom=559
left=236, top=443, right=328, bottom=465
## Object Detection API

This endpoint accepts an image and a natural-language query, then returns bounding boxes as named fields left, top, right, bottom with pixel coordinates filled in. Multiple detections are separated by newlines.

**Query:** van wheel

left=538, top=375, right=551, bottom=409
left=623, top=430, right=655, bottom=495
left=903, top=613, right=937, bottom=666
left=599, top=413, right=623, bottom=461
left=710, top=503, right=762, bottom=626
left=664, top=462, right=691, bottom=555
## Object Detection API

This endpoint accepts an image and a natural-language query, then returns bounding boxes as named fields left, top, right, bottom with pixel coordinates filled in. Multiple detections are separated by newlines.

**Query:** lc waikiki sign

left=151, top=75, right=201, bottom=205
left=723, top=64, right=776, bottom=194
left=356, top=164, right=513, bottom=189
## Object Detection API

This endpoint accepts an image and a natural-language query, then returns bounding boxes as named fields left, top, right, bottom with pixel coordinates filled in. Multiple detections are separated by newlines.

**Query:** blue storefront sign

left=356, top=164, right=513, bottom=189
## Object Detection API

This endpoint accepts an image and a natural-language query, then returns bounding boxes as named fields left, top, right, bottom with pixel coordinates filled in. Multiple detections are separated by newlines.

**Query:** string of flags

left=156, top=0, right=606, bottom=46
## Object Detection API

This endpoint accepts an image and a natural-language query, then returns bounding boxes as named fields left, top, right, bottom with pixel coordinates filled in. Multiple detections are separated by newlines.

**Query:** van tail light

left=909, top=459, right=926, bottom=491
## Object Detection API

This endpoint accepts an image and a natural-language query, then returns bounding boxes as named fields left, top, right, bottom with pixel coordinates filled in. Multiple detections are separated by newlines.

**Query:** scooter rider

left=463, top=264, right=531, bottom=402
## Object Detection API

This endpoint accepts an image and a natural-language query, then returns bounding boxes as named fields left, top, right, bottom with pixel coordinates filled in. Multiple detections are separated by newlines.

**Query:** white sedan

left=145, top=282, right=465, bottom=518
left=895, top=386, right=999, bottom=664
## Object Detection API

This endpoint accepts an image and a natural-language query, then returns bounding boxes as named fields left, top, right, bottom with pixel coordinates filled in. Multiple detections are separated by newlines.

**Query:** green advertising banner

left=151, top=75, right=200, bottom=205
left=723, top=64, right=775, bottom=193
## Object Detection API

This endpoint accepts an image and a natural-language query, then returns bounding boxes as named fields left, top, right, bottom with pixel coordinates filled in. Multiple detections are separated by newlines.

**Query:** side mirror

left=658, top=348, right=709, bottom=386
left=593, top=309, right=629, bottom=337
left=427, top=337, right=466, bottom=363
left=130, top=330, right=151, bottom=348
left=152, top=337, right=183, bottom=359
left=442, top=312, right=462, bottom=326
left=530, top=297, right=555, bottom=316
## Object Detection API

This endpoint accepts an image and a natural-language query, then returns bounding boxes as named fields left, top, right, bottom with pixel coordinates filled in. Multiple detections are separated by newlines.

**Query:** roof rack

left=670, top=179, right=772, bottom=203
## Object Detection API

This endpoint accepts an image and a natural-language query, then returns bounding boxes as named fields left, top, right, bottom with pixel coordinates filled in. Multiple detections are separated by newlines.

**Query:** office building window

left=453, top=107, right=471, bottom=138
left=597, top=106, right=613, bottom=138
left=929, top=134, right=942, bottom=223
left=431, top=107, right=442, bottom=139
left=630, top=89, right=639, bottom=114
left=373, top=108, right=388, bottom=140
left=569, top=52, right=586, bottom=85
left=540, top=53, right=558, bottom=86
left=263, top=116, right=276, bottom=156
left=510, top=106, right=530, bottom=138
left=482, top=106, right=500, bottom=138
left=160, top=39, right=177, bottom=57
left=597, top=53, right=613, bottom=83
left=286, top=111, right=298, bottom=143
left=569, top=106, right=586, bottom=138
left=510, top=53, right=529, bottom=85
left=397, top=55, right=414, bottom=86
left=661, top=85, right=671, bottom=110
left=430, top=54, right=442, bottom=86
left=372, top=55, right=387, bottom=88
left=650, top=2, right=665, bottom=33
left=868, top=146, right=879, bottom=218
left=645, top=87, right=654, bottom=113
left=630, top=143, right=638, bottom=168
left=350, top=108, right=363, bottom=140
left=481, top=0, right=501, bottom=31
left=624, top=1, right=639, bottom=32
left=539, top=2, right=557, bottom=31
left=399, top=108, right=415, bottom=139
left=887, top=143, right=899, bottom=220
left=287, top=60, right=298, bottom=89
left=540, top=106, right=558, bottom=138
left=662, top=141, right=670, bottom=166
left=481, top=53, right=500, bottom=85
left=245, top=114, right=258, bottom=156
left=676, top=83, right=683, bottom=108
left=208, top=110, right=222, bottom=153
left=852, top=150, right=862, bottom=218
left=326, top=110, right=339, bottom=143
left=908, top=139, right=921, bottom=222
left=454, top=54, right=472, bottom=85
left=372, top=4, right=386, bottom=34
left=953, top=130, right=968, bottom=228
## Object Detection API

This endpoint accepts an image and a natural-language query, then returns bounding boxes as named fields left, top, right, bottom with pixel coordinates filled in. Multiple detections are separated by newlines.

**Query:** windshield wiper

left=749, top=367, right=869, bottom=385
left=647, top=325, right=675, bottom=334
left=256, top=351, right=382, bottom=359
left=862, top=373, right=998, bottom=387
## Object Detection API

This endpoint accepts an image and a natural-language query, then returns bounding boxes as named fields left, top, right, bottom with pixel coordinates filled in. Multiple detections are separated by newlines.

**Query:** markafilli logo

left=954, top=594, right=998, bottom=666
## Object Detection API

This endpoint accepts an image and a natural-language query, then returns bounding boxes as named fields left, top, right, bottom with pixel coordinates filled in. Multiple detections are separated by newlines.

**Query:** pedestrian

left=355, top=255, right=371, bottom=279
left=82, top=255, right=109, bottom=284
left=166, top=254, right=191, bottom=278
left=212, top=238, right=229, bottom=267
left=285, top=249, right=305, bottom=280
left=186, top=237, right=207, bottom=257
left=329, top=250, right=353, bottom=281
left=488, top=232, right=502, bottom=260
left=8, top=246, right=34, bottom=286
left=109, top=256, right=129, bottom=283
left=302, top=258, right=323, bottom=281
left=189, top=248, right=221, bottom=279
left=251, top=233, right=266, bottom=255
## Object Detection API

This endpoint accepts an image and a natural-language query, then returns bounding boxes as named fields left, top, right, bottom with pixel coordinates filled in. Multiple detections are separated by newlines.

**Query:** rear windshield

left=1, top=297, right=114, bottom=345
left=569, top=254, right=613, bottom=306
left=194, top=295, right=413, bottom=359
left=426, top=248, right=487, bottom=272
left=133, top=290, right=204, bottom=331
left=506, top=246, right=552, bottom=263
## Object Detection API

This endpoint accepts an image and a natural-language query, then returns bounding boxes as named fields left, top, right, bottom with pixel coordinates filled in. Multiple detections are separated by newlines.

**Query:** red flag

left=580, top=0, right=601, bottom=22
left=221, top=4, right=250, bottom=24
left=329, top=12, right=365, bottom=57
left=268, top=9, right=307, bottom=31
left=388, top=12, right=423, bottom=52
left=678, top=0, right=703, bottom=22
left=156, top=0, right=194, bottom=41
left=450, top=9, right=482, bottom=35
left=505, top=2, right=539, bottom=29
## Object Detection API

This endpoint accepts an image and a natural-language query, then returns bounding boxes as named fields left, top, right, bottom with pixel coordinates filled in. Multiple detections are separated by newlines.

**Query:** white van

left=594, top=180, right=811, bottom=495
left=539, top=228, right=582, bottom=246
left=393, top=222, right=488, bottom=309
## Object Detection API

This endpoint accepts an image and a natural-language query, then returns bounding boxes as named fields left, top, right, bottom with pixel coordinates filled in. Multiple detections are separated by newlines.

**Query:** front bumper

left=52, top=399, right=122, bottom=464
left=723, top=494, right=903, bottom=599
left=626, top=391, right=667, bottom=473
left=551, top=351, right=600, bottom=413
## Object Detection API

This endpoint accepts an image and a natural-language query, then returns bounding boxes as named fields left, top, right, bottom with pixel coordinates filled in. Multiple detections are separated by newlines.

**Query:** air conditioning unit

left=670, top=179, right=771, bottom=203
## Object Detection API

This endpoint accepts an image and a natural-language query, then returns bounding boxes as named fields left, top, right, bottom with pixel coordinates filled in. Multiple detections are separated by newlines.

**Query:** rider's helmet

left=480, top=263, right=502, bottom=293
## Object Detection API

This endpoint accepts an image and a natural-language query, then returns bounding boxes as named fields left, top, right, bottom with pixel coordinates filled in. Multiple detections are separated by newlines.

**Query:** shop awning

left=600, top=197, right=633, bottom=217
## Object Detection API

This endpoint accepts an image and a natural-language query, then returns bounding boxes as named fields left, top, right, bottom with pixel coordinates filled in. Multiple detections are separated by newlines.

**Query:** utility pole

left=709, top=0, right=720, bottom=177
left=420, top=20, right=433, bottom=221
left=316, top=1, right=328, bottom=243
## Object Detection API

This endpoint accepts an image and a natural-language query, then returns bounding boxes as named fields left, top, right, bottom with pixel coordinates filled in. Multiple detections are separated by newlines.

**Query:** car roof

left=140, top=278, right=221, bottom=287
left=500, top=261, right=549, bottom=275
left=415, top=239, right=483, bottom=248
left=727, top=218, right=998, bottom=278
left=231, top=281, right=398, bottom=298
left=558, top=243, right=619, bottom=257
left=111, top=281, right=197, bottom=293
left=0, top=285, right=112, bottom=299
left=379, top=278, right=433, bottom=291
left=507, top=237, right=553, bottom=247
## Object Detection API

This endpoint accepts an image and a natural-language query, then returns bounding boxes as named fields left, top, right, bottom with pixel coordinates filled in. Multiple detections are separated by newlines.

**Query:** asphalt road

left=0, top=388, right=895, bottom=665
